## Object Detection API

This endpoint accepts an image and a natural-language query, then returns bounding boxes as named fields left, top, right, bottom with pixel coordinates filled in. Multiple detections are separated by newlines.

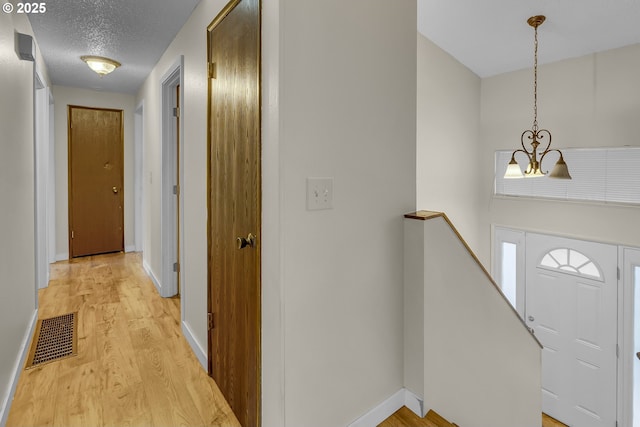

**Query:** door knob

left=237, top=233, right=255, bottom=249
left=112, top=186, right=119, bottom=194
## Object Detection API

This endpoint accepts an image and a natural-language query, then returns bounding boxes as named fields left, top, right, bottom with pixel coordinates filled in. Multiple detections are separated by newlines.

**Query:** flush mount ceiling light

left=504, top=15, right=571, bottom=180
left=80, top=55, right=121, bottom=76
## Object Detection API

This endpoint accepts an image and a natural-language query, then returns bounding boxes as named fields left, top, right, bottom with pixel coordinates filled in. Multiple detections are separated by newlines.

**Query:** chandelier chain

left=533, top=24, right=538, bottom=132
left=505, top=15, right=571, bottom=179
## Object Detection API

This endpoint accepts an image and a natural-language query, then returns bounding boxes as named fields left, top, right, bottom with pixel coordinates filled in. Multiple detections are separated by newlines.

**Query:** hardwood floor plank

left=7, top=253, right=240, bottom=427
left=378, top=406, right=437, bottom=427
left=101, top=382, right=152, bottom=427
left=542, top=413, right=568, bottom=427
left=379, top=406, right=566, bottom=427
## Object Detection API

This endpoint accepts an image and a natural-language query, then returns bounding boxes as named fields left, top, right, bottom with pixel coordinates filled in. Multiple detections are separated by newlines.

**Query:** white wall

left=279, top=1, right=416, bottom=425
left=52, top=86, right=136, bottom=260
left=417, top=33, right=482, bottom=252
left=0, top=9, right=48, bottom=424
left=138, top=1, right=416, bottom=426
left=404, top=215, right=541, bottom=427
left=479, top=44, right=640, bottom=264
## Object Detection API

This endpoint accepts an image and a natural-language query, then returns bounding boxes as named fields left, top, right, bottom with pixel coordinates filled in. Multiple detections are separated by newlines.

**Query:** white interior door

left=526, top=233, right=618, bottom=427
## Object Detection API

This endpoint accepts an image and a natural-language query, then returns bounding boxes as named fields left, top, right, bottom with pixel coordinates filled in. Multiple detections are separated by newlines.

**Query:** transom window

left=539, top=248, right=602, bottom=280
left=494, top=147, right=640, bottom=205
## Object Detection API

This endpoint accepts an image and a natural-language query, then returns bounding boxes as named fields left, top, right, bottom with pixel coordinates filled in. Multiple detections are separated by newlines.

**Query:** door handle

left=112, top=186, right=119, bottom=194
left=237, top=233, right=255, bottom=249
left=528, top=315, right=535, bottom=322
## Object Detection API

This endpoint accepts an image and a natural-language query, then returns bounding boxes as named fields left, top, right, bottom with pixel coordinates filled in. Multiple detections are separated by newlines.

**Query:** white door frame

left=492, top=225, right=636, bottom=426
left=160, top=56, right=184, bottom=299
left=621, top=246, right=640, bottom=427
left=134, top=101, right=144, bottom=253
left=34, top=67, right=50, bottom=291
left=47, top=89, right=55, bottom=265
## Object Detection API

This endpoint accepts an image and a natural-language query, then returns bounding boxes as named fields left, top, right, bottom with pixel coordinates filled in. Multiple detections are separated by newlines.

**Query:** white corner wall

left=0, top=10, right=47, bottom=424
left=417, top=33, right=482, bottom=253
left=52, top=86, right=136, bottom=260
left=405, top=214, right=541, bottom=427
left=479, top=44, right=640, bottom=264
left=279, top=1, right=416, bottom=425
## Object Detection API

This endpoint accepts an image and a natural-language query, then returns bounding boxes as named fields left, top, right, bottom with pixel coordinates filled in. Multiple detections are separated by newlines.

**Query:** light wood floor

left=379, top=407, right=568, bottom=427
left=7, top=252, right=240, bottom=427
left=542, top=413, right=568, bottom=427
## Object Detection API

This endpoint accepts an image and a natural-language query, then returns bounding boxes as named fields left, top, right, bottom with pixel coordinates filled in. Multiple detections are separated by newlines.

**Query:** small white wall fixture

left=159, top=56, right=184, bottom=298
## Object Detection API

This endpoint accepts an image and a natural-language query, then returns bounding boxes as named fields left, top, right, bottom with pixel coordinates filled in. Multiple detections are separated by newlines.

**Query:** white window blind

left=495, top=147, right=640, bottom=205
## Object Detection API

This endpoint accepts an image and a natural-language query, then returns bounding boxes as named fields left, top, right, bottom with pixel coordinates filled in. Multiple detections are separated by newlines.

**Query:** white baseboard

left=55, top=252, right=68, bottom=262
left=182, top=320, right=207, bottom=370
left=124, top=245, right=136, bottom=253
left=403, top=388, right=424, bottom=417
left=142, top=259, right=162, bottom=296
left=347, top=388, right=423, bottom=427
left=142, top=260, right=206, bottom=371
left=0, top=309, right=38, bottom=426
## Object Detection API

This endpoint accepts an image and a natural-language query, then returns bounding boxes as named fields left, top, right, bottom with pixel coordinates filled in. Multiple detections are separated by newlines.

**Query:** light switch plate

left=306, top=177, right=333, bottom=210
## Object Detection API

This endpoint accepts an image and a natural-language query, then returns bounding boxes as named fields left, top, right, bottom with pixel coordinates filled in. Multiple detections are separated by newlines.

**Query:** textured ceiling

left=28, top=0, right=201, bottom=94
left=418, top=0, right=640, bottom=77
left=27, top=0, right=640, bottom=94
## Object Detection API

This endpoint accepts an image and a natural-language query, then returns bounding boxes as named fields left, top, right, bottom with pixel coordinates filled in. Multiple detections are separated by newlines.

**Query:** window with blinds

left=495, top=147, right=640, bottom=204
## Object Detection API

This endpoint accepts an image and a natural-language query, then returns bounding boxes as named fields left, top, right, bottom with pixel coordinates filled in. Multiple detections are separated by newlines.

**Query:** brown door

left=68, top=106, right=124, bottom=258
left=207, top=0, right=261, bottom=426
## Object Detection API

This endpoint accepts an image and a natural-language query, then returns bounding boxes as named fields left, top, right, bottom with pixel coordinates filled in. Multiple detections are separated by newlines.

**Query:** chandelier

left=504, top=15, right=571, bottom=179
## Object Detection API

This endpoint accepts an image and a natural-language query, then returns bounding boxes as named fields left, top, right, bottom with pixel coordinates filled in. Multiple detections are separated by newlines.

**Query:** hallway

left=7, top=253, right=239, bottom=427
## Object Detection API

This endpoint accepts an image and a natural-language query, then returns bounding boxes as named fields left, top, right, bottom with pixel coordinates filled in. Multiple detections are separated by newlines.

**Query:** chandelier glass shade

left=504, top=16, right=571, bottom=180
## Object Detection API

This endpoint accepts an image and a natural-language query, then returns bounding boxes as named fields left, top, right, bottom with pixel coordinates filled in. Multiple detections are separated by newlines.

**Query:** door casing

left=160, top=57, right=184, bottom=298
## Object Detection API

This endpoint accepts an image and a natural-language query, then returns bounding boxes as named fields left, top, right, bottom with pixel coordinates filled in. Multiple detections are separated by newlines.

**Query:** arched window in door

left=539, top=248, right=602, bottom=280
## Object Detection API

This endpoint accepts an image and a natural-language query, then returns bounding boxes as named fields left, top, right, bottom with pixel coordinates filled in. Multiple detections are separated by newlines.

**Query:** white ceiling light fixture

left=80, top=55, right=121, bottom=76
left=504, top=15, right=572, bottom=180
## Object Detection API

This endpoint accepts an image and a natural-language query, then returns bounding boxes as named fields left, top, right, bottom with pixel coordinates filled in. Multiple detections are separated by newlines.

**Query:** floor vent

left=25, top=312, right=78, bottom=369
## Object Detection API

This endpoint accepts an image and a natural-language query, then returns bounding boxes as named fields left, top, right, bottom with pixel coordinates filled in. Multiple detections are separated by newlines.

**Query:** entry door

left=526, top=233, right=618, bottom=427
left=68, top=106, right=124, bottom=258
left=207, top=0, right=261, bottom=426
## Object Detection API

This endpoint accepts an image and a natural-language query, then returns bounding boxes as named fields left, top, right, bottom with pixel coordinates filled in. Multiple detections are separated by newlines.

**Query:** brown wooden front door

left=207, top=0, right=261, bottom=426
left=68, top=106, right=124, bottom=258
